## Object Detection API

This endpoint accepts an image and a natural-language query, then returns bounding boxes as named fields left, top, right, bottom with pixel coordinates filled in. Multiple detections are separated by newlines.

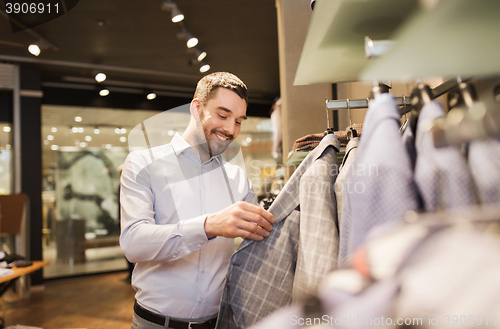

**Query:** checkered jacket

left=215, top=134, right=341, bottom=329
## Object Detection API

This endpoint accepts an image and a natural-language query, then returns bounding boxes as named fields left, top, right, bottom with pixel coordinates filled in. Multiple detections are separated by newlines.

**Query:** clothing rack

left=325, top=78, right=462, bottom=116
left=324, top=77, right=500, bottom=147
left=432, top=95, right=500, bottom=147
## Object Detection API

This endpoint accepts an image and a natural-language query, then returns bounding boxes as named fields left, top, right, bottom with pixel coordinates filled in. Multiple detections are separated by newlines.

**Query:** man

left=120, top=72, right=275, bottom=329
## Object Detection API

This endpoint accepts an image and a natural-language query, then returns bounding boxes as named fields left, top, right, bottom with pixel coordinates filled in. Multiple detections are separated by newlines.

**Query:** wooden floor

left=3, top=271, right=136, bottom=329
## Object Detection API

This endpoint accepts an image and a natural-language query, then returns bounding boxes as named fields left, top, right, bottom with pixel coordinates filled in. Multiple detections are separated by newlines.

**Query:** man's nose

left=222, top=121, right=236, bottom=137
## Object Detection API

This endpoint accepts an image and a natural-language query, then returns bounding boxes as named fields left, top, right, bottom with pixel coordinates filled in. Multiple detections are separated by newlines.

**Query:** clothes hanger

left=368, top=82, right=391, bottom=101
left=399, top=95, right=410, bottom=134
left=324, top=97, right=335, bottom=136
left=346, top=99, right=358, bottom=140
left=409, top=83, right=433, bottom=134
left=447, top=80, right=477, bottom=110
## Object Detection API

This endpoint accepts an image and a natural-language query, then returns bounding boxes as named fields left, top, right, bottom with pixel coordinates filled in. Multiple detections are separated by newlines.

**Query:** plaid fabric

left=290, top=125, right=363, bottom=158
left=216, top=134, right=341, bottom=329
left=334, top=137, right=359, bottom=232
left=336, top=124, right=363, bottom=148
left=292, top=133, right=324, bottom=153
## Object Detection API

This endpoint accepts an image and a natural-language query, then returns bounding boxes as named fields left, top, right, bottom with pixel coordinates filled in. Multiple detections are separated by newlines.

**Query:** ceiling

left=0, top=0, right=280, bottom=103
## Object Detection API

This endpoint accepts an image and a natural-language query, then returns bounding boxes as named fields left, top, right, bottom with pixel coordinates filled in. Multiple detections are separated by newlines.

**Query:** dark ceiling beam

left=0, top=55, right=201, bottom=80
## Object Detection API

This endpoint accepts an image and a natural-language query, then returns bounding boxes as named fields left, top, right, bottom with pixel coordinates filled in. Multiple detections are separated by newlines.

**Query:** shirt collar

left=171, top=132, right=193, bottom=157
left=171, top=132, right=223, bottom=163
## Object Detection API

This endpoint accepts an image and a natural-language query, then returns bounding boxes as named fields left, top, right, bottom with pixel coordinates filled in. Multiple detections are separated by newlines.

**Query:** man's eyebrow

left=218, top=107, right=247, bottom=120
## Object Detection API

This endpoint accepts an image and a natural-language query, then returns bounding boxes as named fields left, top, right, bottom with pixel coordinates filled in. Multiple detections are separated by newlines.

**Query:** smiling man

left=120, top=72, right=275, bottom=329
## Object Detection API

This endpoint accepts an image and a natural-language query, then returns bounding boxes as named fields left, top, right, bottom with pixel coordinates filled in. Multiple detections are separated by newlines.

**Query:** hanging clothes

left=401, top=114, right=417, bottom=170
left=414, top=101, right=476, bottom=211
left=338, top=93, right=419, bottom=267
left=335, top=136, right=359, bottom=230
left=216, top=134, right=340, bottom=329
left=468, top=138, right=500, bottom=205
left=250, top=204, right=500, bottom=329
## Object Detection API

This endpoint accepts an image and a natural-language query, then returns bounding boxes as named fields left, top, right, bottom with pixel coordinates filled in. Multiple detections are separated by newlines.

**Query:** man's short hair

left=194, top=72, right=248, bottom=107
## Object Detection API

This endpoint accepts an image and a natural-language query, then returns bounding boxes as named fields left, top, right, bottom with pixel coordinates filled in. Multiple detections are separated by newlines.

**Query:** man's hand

left=204, top=201, right=275, bottom=241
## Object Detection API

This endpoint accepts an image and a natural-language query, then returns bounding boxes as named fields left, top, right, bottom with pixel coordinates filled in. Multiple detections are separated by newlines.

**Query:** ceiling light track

left=0, top=55, right=201, bottom=80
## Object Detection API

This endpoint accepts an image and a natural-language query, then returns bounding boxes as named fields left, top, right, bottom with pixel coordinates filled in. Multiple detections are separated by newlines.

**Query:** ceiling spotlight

left=28, top=44, right=41, bottom=56
left=197, top=51, right=207, bottom=62
left=99, top=89, right=110, bottom=96
left=120, top=136, right=127, bottom=143
left=186, top=33, right=198, bottom=48
left=162, top=0, right=184, bottom=23
left=74, top=116, right=83, bottom=122
left=94, top=128, right=100, bottom=134
left=85, top=136, right=92, bottom=142
left=71, top=127, right=78, bottom=133
left=47, top=135, right=54, bottom=141
left=147, top=92, right=157, bottom=100
left=95, top=72, right=106, bottom=83
left=187, top=37, right=198, bottom=48
left=51, top=145, right=59, bottom=151
left=3, top=126, right=11, bottom=132
left=51, top=127, right=57, bottom=133
left=171, top=6, right=184, bottom=23
left=200, top=63, right=211, bottom=73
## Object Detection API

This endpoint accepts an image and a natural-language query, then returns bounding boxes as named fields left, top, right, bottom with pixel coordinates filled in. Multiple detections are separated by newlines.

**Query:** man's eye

left=236, top=121, right=242, bottom=126
left=218, top=114, right=227, bottom=119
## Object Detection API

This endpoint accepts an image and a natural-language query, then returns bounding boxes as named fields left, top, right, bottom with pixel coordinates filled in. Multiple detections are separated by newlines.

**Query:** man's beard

left=197, top=109, right=234, bottom=158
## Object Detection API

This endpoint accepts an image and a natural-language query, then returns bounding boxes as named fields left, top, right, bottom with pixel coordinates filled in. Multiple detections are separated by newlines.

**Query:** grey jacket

left=216, top=134, right=341, bottom=329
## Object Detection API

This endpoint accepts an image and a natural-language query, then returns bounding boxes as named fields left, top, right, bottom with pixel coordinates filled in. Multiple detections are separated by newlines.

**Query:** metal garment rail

left=325, top=78, right=463, bottom=116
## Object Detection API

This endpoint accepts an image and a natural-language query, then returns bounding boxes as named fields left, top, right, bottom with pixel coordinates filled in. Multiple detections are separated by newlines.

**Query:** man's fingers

left=237, top=201, right=275, bottom=224
left=236, top=210, right=273, bottom=231
left=237, top=221, right=271, bottom=238
left=234, top=228, right=265, bottom=241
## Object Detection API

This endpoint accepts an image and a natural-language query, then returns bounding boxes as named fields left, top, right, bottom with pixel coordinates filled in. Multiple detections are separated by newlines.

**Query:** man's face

left=197, top=87, right=247, bottom=158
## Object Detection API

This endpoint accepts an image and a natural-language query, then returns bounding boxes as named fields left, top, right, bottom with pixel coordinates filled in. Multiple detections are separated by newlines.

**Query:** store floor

left=4, top=271, right=135, bottom=329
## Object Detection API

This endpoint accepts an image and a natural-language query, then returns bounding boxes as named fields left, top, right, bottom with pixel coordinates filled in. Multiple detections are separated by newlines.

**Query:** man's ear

left=190, top=99, right=201, bottom=119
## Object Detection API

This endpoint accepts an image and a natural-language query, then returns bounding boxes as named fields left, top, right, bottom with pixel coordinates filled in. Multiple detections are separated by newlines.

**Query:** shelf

left=294, top=0, right=419, bottom=85
left=361, top=0, right=500, bottom=81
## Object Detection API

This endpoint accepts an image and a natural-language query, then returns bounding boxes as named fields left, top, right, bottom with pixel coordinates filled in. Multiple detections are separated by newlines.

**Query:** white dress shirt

left=120, top=133, right=256, bottom=319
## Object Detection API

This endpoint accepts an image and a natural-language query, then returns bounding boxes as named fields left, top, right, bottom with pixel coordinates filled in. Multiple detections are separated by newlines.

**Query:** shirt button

left=172, top=254, right=177, bottom=258
left=197, top=244, right=202, bottom=248
left=199, top=298, right=203, bottom=303
left=202, top=269, right=206, bottom=273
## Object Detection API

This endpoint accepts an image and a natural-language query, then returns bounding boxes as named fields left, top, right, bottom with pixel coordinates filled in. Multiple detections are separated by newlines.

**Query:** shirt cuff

left=180, top=215, right=209, bottom=252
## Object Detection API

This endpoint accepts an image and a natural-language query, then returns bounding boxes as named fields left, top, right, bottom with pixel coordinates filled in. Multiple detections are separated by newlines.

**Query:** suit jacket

left=338, top=94, right=419, bottom=267
left=216, top=134, right=340, bottom=329
left=414, top=101, right=476, bottom=211
left=335, top=137, right=359, bottom=230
